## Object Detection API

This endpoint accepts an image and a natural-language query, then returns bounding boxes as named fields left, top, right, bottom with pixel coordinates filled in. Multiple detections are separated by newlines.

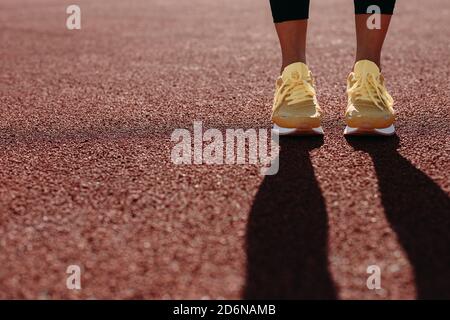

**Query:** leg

left=354, top=0, right=396, bottom=68
left=345, top=1, right=397, bottom=135
left=270, top=0, right=310, bottom=71
left=270, top=1, right=322, bottom=135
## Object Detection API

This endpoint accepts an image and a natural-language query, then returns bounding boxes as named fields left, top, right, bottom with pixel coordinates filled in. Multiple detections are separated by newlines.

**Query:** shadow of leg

left=347, top=136, right=450, bottom=299
left=244, top=137, right=337, bottom=299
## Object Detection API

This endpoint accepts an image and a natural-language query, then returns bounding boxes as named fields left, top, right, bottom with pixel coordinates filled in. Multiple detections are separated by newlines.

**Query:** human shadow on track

left=244, top=136, right=337, bottom=299
left=347, top=135, right=450, bottom=299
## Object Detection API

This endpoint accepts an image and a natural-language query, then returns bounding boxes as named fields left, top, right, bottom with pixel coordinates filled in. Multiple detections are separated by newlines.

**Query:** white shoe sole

left=343, top=124, right=395, bottom=136
left=272, top=124, right=324, bottom=136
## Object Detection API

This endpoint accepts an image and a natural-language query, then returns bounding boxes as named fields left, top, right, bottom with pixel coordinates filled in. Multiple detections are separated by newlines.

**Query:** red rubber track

left=0, top=0, right=449, bottom=299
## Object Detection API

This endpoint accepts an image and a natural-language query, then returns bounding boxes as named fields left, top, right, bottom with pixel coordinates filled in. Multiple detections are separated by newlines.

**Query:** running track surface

left=1, top=0, right=449, bottom=299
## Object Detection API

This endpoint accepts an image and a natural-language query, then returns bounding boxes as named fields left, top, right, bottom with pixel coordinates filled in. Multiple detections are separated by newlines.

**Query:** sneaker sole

left=272, top=124, right=324, bottom=136
left=343, top=124, right=395, bottom=136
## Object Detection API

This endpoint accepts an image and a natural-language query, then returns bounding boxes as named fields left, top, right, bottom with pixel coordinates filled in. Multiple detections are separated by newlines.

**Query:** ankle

left=354, top=56, right=381, bottom=69
left=281, top=57, right=307, bottom=73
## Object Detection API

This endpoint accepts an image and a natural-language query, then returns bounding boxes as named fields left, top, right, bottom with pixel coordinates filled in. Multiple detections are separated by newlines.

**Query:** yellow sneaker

left=271, top=62, right=323, bottom=135
left=344, top=60, right=395, bottom=136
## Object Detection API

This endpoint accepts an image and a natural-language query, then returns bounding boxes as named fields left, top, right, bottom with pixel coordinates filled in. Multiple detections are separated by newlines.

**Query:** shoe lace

left=274, top=73, right=316, bottom=109
left=348, top=72, right=393, bottom=110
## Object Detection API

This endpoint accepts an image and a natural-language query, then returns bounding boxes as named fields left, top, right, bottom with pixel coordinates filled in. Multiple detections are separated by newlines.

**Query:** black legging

left=270, top=0, right=396, bottom=23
